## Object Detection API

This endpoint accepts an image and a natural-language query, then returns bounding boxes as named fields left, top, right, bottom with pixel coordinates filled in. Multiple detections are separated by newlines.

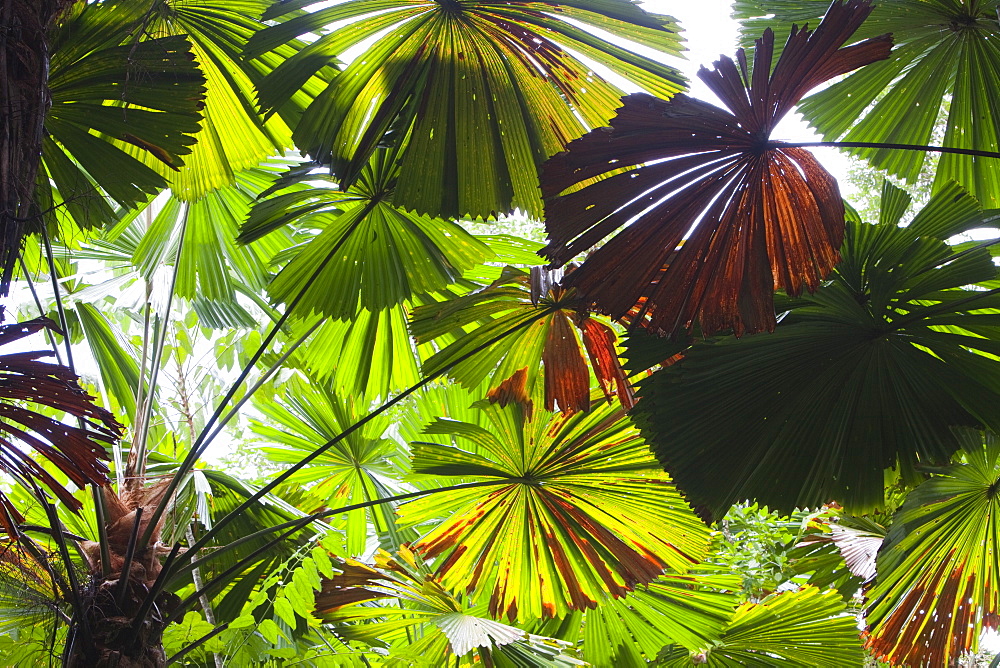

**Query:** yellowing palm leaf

left=396, top=398, right=709, bottom=622
left=865, top=431, right=1000, bottom=666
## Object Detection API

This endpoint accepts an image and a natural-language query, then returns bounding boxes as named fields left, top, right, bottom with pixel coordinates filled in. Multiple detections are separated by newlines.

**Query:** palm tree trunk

left=0, top=0, right=70, bottom=294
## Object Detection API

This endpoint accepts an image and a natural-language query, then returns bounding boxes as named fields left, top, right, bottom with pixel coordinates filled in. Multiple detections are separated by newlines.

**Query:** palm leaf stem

left=165, top=479, right=521, bottom=624
left=165, top=621, right=229, bottom=666
left=36, top=492, right=94, bottom=665
left=113, top=507, right=143, bottom=608
left=17, top=255, right=62, bottom=365
left=167, top=310, right=550, bottom=591
left=200, top=319, right=323, bottom=451
left=40, top=224, right=113, bottom=590
left=779, top=141, right=1000, bottom=161
left=132, top=296, right=152, bottom=490
left=16, top=531, right=71, bottom=605
left=17, top=524, right=87, bottom=542
left=90, top=486, right=111, bottom=578
left=129, top=206, right=190, bottom=496
left=39, top=226, right=74, bottom=372
left=137, top=198, right=377, bottom=550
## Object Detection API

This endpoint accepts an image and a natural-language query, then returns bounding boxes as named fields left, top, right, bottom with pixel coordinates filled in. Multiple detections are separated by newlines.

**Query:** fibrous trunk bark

left=0, top=0, right=70, bottom=294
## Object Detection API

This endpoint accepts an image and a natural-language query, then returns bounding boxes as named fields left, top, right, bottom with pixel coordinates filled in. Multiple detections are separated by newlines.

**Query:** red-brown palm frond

left=541, top=0, right=893, bottom=336
left=0, top=317, right=119, bottom=536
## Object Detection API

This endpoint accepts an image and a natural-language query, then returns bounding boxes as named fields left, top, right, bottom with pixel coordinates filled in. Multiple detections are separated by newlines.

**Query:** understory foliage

left=0, top=0, right=999, bottom=666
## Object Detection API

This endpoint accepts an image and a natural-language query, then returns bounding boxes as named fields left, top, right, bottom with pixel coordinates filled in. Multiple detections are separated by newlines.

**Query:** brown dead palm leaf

left=540, top=0, right=893, bottom=337
left=0, top=317, right=119, bottom=536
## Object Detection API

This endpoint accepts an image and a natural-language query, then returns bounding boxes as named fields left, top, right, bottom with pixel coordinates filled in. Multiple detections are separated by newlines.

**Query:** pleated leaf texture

left=657, top=586, right=865, bottom=666
left=112, top=0, right=329, bottom=201
left=865, top=432, right=1000, bottom=667
left=246, top=0, right=685, bottom=220
left=629, top=181, right=1000, bottom=519
left=315, top=547, right=581, bottom=666
left=541, top=0, right=892, bottom=337
left=0, top=318, right=121, bottom=535
left=411, top=266, right=633, bottom=415
left=242, top=148, right=492, bottom=320
left=396, top=398, right=710, bottom=622
left=42, top=2, right=205, bottom=231
left=736, top=0, right=1000, bottom=208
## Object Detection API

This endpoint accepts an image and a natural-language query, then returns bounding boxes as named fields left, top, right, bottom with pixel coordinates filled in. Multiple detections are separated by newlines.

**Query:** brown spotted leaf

left=411, top=267, right=633, bottom=414
left=396, top=399, right=709, bottom=622
left=865, top=432, right=1000, bottom=666
left=541, top=0, right=892, bottom=336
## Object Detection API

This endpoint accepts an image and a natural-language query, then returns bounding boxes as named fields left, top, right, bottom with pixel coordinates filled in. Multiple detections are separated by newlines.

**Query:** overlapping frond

left=865, top=432, right=1000, bottom=666
left=244, top=149, right=491, bottom=320
left=736, top=0, right=1000, bottom=207
left=0, top=318, right=120, bottom=535
left=631, top=181, right=1000, bottom=518
left=247, top=0, right=685, bottom=219
left=541, top=0, right=892, bottom=336
left=657, top=586, right=865, bottom=666
left=411, top=266, right=633, bottom=415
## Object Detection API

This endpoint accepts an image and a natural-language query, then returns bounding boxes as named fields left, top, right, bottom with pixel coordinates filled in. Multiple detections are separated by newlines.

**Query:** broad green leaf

left=657, top=586, right=865, bottom=667
left=44, top=4, right=205, bottom=226
left=253, top=376, right=414, bottom=555
left=317, top=548, right=583, bottom=667
left=736, top=0, right=1000, bottom=207
left=566, top=573, right=740, bottom=666
left=396, top=399, right=710, bottom=622
left=631, top=182, right=1000, bottom=518
left=865, top=432, right=1000, bottom=666
left=250, top=149, right=492, bottom=320
left=74, top=301, right=141, bottom=421
left=117, top=0, right=330, bottom=200
left=249, top=0, right=685, bottom=219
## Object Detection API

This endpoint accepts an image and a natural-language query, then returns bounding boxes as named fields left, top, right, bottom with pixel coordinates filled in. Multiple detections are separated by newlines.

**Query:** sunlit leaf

left=736, top=0, right=1000, bottom=207
left=657, top=586, right=865, bottom=667
left=246, top=149, right=492, bottom=320
left=396, top=399, right=710, bottom=622
left=411, top=266, right=633, bottom=415
left=248, top=0, right=685, bottom=219
left=865, top=431, right=1000, bottom=666
left=541, top=0, right=892, bottom=336
left=252, top=376, right=413, bottom=555
left=316, top=547, right=584, bottom=667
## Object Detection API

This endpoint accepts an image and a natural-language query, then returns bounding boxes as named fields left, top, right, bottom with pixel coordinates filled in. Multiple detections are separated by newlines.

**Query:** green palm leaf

left=539, top=572, right=740, bottom=666
left=115, top=0, right=331, bottom=200
left=630, top=181, right=1000, bottom=519
left=865, top=431, right=1000, bottom=666
left=244, top=149, right=492, bottom=320
left=657, top=586, right=864, bottom=667
left=316, top=547, right=585, bottom=667
left=252, top=376, right=414, bottom=556
left=735, top=0, right=1000, bottom=207
left=41, top=3, right=205, bottom=229
left=396, top=398, right=710, bottom=622
left=247, top=0, right=685, bottom=219
left=74, top=166, right=293, bottom=327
